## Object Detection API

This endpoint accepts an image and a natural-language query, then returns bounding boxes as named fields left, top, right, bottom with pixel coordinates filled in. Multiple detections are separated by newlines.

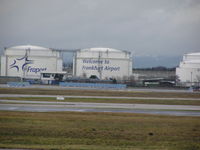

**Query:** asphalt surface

left=1, top=85, right=200, bottom=116
left=1, top=99, right=200, bottom=110
left=0, top=99, right=200, bottom=116
left=1, top=94, right=200, bottom=101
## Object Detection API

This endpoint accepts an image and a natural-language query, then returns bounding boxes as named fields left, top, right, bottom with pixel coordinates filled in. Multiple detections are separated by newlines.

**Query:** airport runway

left=0, top=100, right=200, bottom=116
left=0, top=94, right=200, bottom=101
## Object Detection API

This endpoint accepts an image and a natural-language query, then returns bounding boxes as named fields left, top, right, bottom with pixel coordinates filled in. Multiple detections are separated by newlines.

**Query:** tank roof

left=81, top=47, right=128, bottom=53
left=7, top=45, right=50, bottom=51
left=186, top=52, right=200, bottom=56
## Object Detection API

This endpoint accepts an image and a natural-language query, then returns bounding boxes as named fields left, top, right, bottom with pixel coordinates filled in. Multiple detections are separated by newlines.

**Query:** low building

left=40, top=71, right=67, bottom=84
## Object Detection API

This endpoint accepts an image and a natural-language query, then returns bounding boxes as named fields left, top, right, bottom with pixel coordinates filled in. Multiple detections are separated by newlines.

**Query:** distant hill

left=134, top=56, right=182, bottom=68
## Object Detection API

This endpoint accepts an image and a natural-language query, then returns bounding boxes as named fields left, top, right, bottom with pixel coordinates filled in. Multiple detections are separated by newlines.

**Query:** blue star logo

left=10, top=53, right=33, bottom=72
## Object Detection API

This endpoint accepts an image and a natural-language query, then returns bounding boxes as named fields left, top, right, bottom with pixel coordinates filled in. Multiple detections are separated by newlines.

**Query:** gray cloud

left=0, top=0, right=200, bottom=67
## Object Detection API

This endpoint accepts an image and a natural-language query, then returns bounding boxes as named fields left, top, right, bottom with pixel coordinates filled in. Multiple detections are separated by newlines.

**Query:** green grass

left=0, top=111, right=200, bottom=150
left=1, top=97, right=200, bottom=106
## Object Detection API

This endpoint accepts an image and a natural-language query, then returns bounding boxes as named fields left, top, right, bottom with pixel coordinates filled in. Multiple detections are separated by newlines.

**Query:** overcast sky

left=0, top=0, right=200, bottom=67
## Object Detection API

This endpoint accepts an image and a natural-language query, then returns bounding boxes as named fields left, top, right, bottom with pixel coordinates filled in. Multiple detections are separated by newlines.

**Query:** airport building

left=73, top=48, right=132, bottom=79
left=176, top=52, right=200, bottom=86
left=0, top=45, right=63, bottom=79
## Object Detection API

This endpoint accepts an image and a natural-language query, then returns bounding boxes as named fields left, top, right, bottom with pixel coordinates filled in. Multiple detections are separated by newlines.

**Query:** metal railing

left=7, top=82, right=30, bottom=87
left=59, top=82, right=126, bottom=89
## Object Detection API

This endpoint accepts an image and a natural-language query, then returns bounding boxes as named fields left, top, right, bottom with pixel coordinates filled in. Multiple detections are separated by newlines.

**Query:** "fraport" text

left=27, top=66, right=47, bottom=74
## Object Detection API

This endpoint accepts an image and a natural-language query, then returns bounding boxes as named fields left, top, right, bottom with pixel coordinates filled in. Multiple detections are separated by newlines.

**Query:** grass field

left=0, top=87, right=200, bottom=150
left=0, top=111, right=200, bottom=150
left=1, top=87, right=200, bottom=98
left=1, top=97, right=200, bottom=106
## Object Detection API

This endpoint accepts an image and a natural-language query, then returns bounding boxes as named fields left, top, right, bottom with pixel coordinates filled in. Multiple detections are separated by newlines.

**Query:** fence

left=7, top=82, right=31, bottom=87
left=59, top=82, right=126, bottom=89
left=0, top=76, right=21, bottom=84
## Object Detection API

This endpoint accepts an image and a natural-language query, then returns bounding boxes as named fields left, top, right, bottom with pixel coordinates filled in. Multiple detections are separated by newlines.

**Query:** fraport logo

left=27, top=66, right=47, bottom=73
left=10, top=53, right=47, bottom=74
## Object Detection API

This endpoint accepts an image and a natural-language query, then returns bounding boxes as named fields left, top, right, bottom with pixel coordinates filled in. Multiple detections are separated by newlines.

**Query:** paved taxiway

left=0, top=99, right=200, bottom=116
left=1, top=94, right=200, bottom=101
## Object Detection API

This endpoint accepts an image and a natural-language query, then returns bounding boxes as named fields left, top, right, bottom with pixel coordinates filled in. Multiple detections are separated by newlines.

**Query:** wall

left=0, top=76, right=21, bottom=84
left=7, top=56, right=62, bottom=79
left=73, top=49, right=132, bottom=79
left=176, top=67, right=200, bottom=83
left=1, top=48, right=63, bottom=79
left=176, top=53, right=200, bottom=86
left=75, top=58, right=132, bottom=79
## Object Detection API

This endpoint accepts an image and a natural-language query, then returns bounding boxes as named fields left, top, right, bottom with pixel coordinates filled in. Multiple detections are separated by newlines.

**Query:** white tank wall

left=0, top=45, right=63, bottom=79
left=179, top=62, right=200, bottom=68
left=176, top=67, right=200, bottom=82
left=0, top=56, right=6, bottom=76
left=73, top=48, right=132, bottom=79
left=176, top=52, right=200, bottom=85
left=6, top=56, right=62, bottom=79
left=183, top=54, right=200, bottom=61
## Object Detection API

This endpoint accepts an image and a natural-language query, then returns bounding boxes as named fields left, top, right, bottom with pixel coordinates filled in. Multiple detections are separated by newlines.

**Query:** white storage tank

left=73, top=48, right=132, bottom=79
left=0, top=45, right=63, bottom=79
left=176, top=52, right=200, bottom=86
